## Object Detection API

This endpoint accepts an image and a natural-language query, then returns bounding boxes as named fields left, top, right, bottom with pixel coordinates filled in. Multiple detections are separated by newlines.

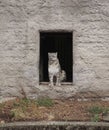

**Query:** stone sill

left=39, top=82, right=73, bottom=85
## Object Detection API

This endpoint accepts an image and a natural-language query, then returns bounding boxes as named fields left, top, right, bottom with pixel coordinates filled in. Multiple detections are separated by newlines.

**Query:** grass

left=12, top=97, right=54, bottom=107
left=1, top=99, right=109, bottom=123
left=36, top=97, right=54, bottom=107
left=13, top=98, right=31, bottom=107
left=88, top=106, right=109, bottom=122
left=7, top=97, right=54, bottom=121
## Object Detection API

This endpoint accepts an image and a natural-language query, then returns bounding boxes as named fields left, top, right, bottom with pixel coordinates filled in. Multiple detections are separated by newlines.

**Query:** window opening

left=40, top=32, right=73, bottom=84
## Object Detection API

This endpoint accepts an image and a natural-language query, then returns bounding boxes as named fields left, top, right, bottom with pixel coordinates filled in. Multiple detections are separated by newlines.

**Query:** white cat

left=48, top=52, right=66, bottom=86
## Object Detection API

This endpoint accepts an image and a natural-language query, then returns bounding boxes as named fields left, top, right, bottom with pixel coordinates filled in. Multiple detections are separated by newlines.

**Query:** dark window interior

left=40, top=32, right=73, bottom=83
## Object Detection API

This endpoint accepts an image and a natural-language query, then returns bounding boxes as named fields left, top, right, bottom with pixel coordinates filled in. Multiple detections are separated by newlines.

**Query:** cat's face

left=48, top=53, right=57, bottom=61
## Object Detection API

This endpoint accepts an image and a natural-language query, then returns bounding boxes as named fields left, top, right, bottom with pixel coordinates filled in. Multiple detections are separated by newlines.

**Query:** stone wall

left=0, top=0, right=109, bottom=100
left=1, top=122, right=109, bottom=130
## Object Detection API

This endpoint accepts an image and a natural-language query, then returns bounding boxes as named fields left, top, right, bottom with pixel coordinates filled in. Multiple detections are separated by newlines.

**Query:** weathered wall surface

left=0, top=0, right=109, bottom=100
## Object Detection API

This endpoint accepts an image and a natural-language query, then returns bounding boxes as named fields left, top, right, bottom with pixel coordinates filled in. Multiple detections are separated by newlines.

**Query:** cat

left=48, top=52, right=66, bottom=86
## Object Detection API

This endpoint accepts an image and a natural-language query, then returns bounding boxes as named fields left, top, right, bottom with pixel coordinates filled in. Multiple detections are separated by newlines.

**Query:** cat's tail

left=61, top=70, right=66, bottom=81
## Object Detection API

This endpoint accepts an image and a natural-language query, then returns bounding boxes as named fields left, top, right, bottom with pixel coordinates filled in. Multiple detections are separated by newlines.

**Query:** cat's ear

left=55, top=52, right=58, bottom=56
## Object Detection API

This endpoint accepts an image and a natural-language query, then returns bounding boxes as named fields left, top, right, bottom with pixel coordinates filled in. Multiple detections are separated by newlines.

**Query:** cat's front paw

left=49, top=83, right=54, bottom=87
left=56, top=83, right=61, bottom=86
left=58, top=83, right=61, bottom=86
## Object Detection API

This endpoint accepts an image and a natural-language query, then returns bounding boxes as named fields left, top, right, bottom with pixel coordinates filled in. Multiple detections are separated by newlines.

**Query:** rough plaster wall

left=0, top=0, right=109, bottom=100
